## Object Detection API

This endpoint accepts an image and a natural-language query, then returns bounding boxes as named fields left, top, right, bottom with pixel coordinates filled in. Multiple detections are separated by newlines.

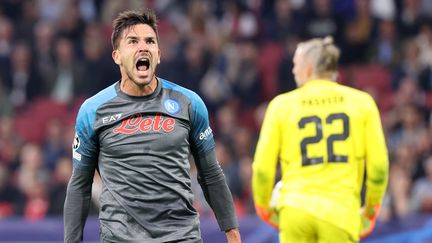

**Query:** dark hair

left=111, top=9, right=159, bottom=50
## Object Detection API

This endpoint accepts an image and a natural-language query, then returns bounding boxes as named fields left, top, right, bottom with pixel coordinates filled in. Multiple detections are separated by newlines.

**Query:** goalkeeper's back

left=252, top=36, right=389, bottom=242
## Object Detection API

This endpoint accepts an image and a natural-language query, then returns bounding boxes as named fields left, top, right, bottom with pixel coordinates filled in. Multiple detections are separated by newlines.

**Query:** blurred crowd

left=1, top=0, right=432, bottom=225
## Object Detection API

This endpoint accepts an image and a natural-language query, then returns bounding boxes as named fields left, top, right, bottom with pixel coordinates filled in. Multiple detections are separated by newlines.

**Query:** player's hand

left=225, top=228, right=241, bottom=243
left=255, top=205, right=279, bottom=228
left=360, top=205, right=381, bottom=239
left=254, top=181, right=282, bottom=228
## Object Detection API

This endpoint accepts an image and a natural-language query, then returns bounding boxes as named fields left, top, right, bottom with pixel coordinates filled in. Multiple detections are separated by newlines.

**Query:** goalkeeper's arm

left=360, top=95, right=389, bottom=238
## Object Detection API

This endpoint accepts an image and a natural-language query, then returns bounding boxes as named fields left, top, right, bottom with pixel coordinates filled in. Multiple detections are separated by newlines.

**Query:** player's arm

left=188, top=94, right=240, bottom=241
left=64, top=167, right=96, bottom=243
left=252, top=99, right=281, bottom=227
left=361, top=95, right=389, bottom=238
left=64, top=102, right=99, bottom=243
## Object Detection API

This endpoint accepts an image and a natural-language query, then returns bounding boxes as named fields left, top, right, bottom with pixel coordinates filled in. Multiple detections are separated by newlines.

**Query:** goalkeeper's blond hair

left=297, top=36, right=340, bottom=79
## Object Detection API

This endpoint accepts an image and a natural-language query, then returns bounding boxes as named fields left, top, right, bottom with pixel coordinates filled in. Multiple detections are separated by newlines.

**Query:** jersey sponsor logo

left=199, top=126, right=213, bottom=140
left=113, top=114, right=175, bottom=134
left=163, top=99, right=180, bottom=114
left=102, top=113, right=122, bottom=124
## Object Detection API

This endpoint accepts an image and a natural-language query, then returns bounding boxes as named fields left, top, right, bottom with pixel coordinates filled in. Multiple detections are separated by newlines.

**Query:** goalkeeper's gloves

left=360, top=205, right=381, bottom=239
left=255, top=205, right=279, bottom=228
left=255, top=181, right=282, bottom=229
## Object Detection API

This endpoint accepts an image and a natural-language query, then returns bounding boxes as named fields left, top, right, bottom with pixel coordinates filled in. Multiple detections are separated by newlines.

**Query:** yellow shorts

left=279, top=206, right=358, bottom=243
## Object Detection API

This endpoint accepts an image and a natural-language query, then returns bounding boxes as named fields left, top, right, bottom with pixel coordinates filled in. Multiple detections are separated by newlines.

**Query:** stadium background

left=0, top=0, right=432, bottom=242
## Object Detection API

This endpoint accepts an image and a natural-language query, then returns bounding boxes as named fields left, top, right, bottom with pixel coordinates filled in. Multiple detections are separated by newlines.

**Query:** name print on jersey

left=113, top=114, right=175, bottom=134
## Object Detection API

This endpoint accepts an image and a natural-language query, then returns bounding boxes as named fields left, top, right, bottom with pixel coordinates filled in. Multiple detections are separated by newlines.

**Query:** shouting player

left=252, top=36, right=388, bottom=242
left=64, top=9, right=241, bottom=243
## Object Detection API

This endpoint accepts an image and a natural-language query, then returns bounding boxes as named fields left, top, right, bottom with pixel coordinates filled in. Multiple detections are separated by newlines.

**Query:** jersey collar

left=115, top=77, right=162, bottom=101
left=304, top=79, right=338, bottom=86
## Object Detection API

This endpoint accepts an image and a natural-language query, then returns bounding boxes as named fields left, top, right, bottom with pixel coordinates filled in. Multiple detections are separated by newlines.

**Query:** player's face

left=112, top=24, right=161, bottom=89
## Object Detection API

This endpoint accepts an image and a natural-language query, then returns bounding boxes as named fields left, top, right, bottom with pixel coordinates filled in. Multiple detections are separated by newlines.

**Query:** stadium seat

left=350, top=65, right=391, bottom=95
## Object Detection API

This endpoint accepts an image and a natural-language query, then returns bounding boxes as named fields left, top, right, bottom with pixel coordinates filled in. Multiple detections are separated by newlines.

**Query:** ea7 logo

left=199, top=127, right=213, bottom=140
left=102, top=113, right=122, bottom=124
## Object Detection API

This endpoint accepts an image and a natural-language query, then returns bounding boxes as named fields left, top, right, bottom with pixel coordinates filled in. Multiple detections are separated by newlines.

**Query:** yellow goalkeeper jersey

left=252, top=79, right=389, bottom=239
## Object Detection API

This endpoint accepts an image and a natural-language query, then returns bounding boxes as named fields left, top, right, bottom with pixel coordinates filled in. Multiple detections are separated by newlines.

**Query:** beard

left=124, top=66, right=154, bottom=87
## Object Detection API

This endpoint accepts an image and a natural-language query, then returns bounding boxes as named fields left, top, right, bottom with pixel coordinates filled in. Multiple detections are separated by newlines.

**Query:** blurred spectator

left=397, top=0, right=424, bottom=38
left=237, top=156, right=254, bottom=215
left=32, top=21, right=56, bottom=87
left=340, top=0, right=373, bottom=64
left=0, top=81, right=13, bottom=117
left=0, top=0, right=23, bottom=22
left=391, top=40, right=424, bottom=90
left=16, top=143, right=49, bottom=193
left=419, top=0, right=432, bottom=18
left=227, top=38, right=261, bottom=107
left=215, top=141, right=242, bottom=199
left=80, top=23, right=119, bottom=96
left=1, top=42, right=43, bottom=107
left=231, top=126, right=255, bottom=160
left=48, top=156, right=71, bottom=215
left=0, top=16, right=13, bottom=60
left=100, top=0, right=144, bottom=25
left=387, top=142, right=415, bottom=219
left=219, top=1, right=259, bottom=40
left=49, top=36, right=85, bottom=103
left=368, top=19, right=401, bottom=68
left=415, top=21, right=432, bottom=68
left=199, top=34, right=233, bottom=111
left=301, top=0, right=342, bottom=40
left=410, top=156, right=432, bottom=213
left=55, top=1, right=87, bottom=46
left=387, top=103, right=428, bottom=153
left=22, top=180, right=50, bottom=221
left=42, top=118, right=67, bottom=171
left=371, top=0, right=396, bottom=20
left=78, top=0, right=97, bottom=22
left=413, top=131, right=432, bottom=179
left=0, top=115, right=21, bottom=169
left=277, top=36, right=299, bottom=93
left=214, top=100, right=240, bottom=141
left=157, top=22, right=183, bottom=83
left=37, top=0, right=70, bottom=23
left=262, top=0, right=302, bottom=42
left=15, top=143, right=50, bottom=220
left=0, top=163, right=23, bottom=218
left=14, top=0, right=39, bottom=41
left=177, top=38, right=210, bottom=95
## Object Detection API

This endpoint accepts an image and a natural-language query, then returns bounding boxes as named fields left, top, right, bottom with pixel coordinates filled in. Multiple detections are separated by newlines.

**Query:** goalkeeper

left=252, top=36, right=389, bottom=243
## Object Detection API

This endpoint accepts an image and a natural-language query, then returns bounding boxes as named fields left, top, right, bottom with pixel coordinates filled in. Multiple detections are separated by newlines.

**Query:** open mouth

left=136, top=58, right=150, bottom=71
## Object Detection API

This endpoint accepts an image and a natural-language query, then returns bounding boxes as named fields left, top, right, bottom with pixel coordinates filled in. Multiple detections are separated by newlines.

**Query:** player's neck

left=120, top=76, right=158, bottom=97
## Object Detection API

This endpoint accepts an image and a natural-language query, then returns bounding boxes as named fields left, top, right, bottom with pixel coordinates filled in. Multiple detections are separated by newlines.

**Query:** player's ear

left=112, top=50, right=121, bottom=65
left=306, top=63, right=313, bottom=78
left=157, top=48, right=161, bottom=64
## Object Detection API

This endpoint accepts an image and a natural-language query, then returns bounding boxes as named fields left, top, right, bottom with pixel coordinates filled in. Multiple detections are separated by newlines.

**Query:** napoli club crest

left=164, top=99, right=180, bottom=114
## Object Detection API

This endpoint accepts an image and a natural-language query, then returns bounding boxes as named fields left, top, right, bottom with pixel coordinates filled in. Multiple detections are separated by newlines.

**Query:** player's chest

left=99, top=113, right=190, bottom=141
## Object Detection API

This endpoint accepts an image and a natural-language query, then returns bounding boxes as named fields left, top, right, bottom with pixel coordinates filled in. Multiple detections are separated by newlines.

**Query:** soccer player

left=252, top=36, right=389, bottom=242
left=64, top=9, right=241, bottom=243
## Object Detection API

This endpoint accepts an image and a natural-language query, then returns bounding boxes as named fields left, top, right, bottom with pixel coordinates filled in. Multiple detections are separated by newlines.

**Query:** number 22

left=298, top=113, right=349, bottom=166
